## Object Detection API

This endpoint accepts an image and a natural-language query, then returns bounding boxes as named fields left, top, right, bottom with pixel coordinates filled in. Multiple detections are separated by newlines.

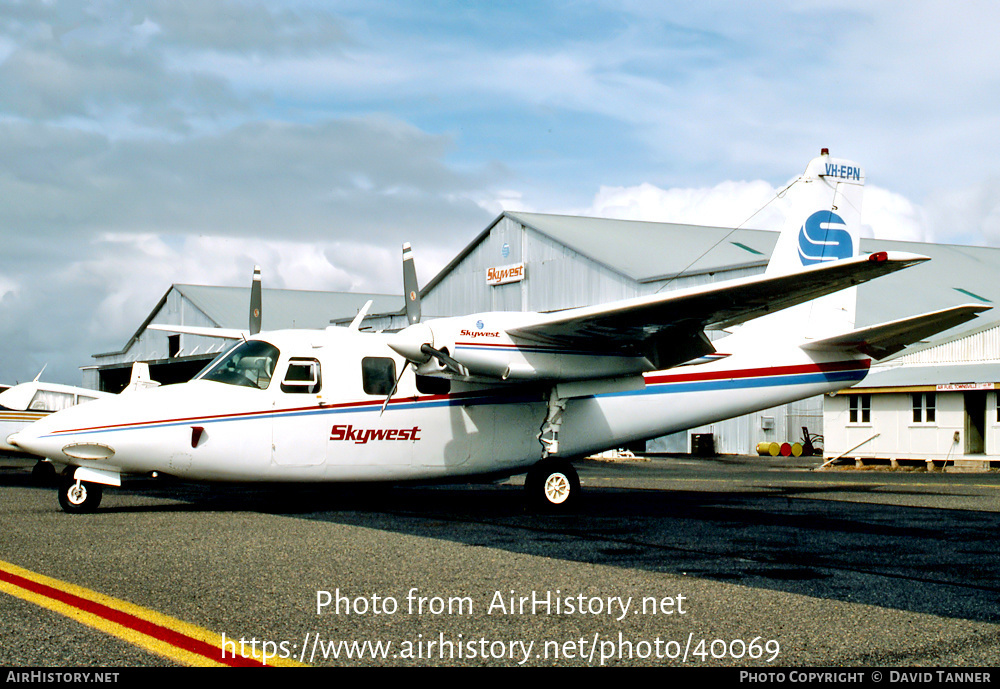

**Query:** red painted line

left=0, top=568, right=265, bottom=667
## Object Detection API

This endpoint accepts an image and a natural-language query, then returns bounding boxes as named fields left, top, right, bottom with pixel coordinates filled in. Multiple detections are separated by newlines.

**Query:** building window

left=849, top=394, right=871, bottom=424
left=912, top=392, right=936, bottom=424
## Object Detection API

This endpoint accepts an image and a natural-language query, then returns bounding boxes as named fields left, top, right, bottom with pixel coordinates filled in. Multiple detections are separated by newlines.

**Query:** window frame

left=280, top=358, right=322, bottom=394
left=911, top=392, right=936, bottom=424
left=848, top=393, right=871, bottom=424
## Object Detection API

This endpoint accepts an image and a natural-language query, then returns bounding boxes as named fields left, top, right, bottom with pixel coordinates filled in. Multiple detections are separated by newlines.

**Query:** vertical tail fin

left=757, top=149, right=866, bottom=339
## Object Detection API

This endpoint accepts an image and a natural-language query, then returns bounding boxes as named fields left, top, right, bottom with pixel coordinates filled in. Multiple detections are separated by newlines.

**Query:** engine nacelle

left=388, top=314, right=652, bottom=381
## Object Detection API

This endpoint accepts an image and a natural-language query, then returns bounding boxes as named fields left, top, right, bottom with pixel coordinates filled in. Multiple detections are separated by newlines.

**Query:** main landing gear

left=58, top=471, right=103, bottom=514
left=528, top=387, right=580, bottom=509
left=525, top=459, right=580, bottom=510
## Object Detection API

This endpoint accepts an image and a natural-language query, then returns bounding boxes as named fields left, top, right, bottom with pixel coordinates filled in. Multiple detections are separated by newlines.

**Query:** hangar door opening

left=964, top=391, right=987, bottom=455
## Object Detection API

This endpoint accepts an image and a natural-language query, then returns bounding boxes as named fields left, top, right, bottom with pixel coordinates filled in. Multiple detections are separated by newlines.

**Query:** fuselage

left=9, top=323, right=870, bottom=483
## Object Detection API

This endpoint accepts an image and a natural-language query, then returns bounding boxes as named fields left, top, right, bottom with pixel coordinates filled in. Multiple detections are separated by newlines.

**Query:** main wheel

left=58, top=475, right=103, bottom=514
left=31, top=461, right=57, bottom=486
left=526, top=459, right=580, bottom=510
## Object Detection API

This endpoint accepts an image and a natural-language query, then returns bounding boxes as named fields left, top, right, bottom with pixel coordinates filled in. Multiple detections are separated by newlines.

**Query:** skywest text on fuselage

left=330, top=425, right=422, bottom=444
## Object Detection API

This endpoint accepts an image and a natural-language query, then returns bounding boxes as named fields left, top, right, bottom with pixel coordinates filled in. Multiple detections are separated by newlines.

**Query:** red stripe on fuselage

left=644, top=359, right=869, bottom=386
left=47, top=359, right=868, bottom=436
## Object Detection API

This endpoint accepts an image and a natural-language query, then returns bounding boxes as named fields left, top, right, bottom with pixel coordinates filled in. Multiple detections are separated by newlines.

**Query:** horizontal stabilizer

left=800, top=304, right=991, bottom=360
left=147, top=324, right=247, bottom=340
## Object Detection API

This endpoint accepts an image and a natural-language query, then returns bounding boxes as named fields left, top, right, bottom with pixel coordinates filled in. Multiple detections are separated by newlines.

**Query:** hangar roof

left=856, top=238, right=1000, bottom=332
left=848, top=362, right=1000, bottom=390
left=421, top=211, right=1000, bottom=345
left=96, top=284, right=401, bottom=359
left=506, top=211, right=777, bottom=282
left=172, top=284, right=401, bottom=331
left=504, top=213, right=1000, bottom=326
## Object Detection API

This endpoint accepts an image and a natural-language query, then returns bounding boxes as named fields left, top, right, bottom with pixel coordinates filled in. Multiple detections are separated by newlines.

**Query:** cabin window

left=361, top=357, right=396, bottom=396
left=848, top=394, right=870, bottom=424
left=198, top=340, right=279, bottom=390
left=912, top=392, right=936, bottom=424
left=281, top=358, right=322, bottom=394
left=28, top=390, right=76, bottom=412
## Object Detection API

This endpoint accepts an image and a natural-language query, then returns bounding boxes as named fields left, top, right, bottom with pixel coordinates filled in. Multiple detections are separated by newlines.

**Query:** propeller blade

left=379, top=360, right=409, bottom=417
left=402, top=243, right=421, bottom=325
left=249, top=265, right=262, bottom=335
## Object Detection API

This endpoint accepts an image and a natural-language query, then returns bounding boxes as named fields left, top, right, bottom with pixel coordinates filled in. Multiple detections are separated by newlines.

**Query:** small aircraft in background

left=0, top=364, right=157, bottom=482
left=9, top=151, right=989, bottom=512
left=0, top=369, right=112, bottom=482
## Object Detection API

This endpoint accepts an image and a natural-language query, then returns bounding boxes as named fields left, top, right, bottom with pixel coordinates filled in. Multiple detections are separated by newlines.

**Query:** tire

left=526, top=459, right=580, bottom=510
left=58, top=475, right=103, bottom=514
left=31, top=461, right=57, bottom=486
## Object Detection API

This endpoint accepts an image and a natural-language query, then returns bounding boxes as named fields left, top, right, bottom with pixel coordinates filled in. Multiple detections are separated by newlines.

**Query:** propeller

left=249, top=265, right=262, bottom=336
left=381, top=244, right=466, bottom=415
left=402, top=242, right=421, bottom=325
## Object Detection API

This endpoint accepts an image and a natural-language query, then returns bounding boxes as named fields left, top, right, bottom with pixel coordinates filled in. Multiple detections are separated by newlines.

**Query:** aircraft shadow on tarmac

left=6, top=464, right=1000, bottom=624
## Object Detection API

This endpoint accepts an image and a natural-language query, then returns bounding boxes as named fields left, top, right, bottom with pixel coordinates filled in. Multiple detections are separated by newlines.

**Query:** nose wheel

left=58, top=474, right=103, bottom=514
left=525, top=459, right=580, bottom=510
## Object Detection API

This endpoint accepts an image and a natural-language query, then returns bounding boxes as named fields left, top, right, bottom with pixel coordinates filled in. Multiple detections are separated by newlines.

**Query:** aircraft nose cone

left=6, top=430, right=44, bottom=457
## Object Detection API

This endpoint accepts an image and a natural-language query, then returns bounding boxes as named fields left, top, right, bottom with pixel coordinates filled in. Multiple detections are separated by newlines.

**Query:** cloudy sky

left=2, top=0, right=1000, bottom=384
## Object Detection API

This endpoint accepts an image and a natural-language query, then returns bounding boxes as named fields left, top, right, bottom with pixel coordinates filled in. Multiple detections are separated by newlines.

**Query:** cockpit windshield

left=196, top=340, right=279, bottom=390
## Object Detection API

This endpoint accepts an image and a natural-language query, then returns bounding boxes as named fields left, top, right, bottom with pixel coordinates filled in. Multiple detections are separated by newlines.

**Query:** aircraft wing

left=800, top=304, right=991, bottom=360
left=506, top=251, right=928, bottom=365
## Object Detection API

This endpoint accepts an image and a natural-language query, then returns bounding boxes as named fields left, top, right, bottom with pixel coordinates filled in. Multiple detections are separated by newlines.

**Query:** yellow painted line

left=0, top=560, right=305, bottom=667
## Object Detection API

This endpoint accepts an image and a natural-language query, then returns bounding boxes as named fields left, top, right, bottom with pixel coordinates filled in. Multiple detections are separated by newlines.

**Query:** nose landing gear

left=58, top=473, right=103, bottom=514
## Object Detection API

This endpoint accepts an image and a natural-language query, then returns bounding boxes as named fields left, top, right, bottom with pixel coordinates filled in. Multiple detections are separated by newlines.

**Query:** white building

left=824, top=319, right=1000, bottom=466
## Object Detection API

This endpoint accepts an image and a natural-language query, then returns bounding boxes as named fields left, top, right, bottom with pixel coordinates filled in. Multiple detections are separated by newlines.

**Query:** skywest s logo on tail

left=798, top=210, right=853, bottom=266
left=10, top=149, right=991, bottom=513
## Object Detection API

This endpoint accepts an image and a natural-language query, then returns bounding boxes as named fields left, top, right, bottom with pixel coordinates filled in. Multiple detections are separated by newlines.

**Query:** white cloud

left=924, top=179, right=1000, bottom=247
left=581, top=179, right=782, bottom=229
left=860, top=186, right=932, bottom=243
left=575, top=177, right=935, bottom=247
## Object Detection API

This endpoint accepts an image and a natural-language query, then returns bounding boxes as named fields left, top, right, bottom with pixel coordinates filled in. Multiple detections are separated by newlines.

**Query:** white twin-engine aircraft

left=9, top=151, right=991, bottom=513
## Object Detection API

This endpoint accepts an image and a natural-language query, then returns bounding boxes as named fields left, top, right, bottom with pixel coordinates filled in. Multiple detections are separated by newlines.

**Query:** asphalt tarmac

left=1, top=455, right=999, bottom=667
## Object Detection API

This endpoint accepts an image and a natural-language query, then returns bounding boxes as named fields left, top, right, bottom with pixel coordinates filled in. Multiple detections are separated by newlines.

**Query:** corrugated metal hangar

left=88, top=210, right=1000, bottom=460
left=84, top=284, right=402, bottom=392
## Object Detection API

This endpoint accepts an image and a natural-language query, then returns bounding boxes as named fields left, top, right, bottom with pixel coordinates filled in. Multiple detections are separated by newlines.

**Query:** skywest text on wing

left=331, top=425, right=421, bottom=443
